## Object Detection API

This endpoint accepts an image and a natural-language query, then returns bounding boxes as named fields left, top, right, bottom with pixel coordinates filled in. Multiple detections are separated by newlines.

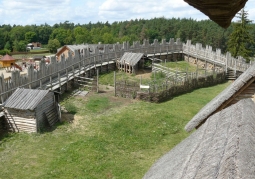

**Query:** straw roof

left=185, top=62, right=255, bottom=132
left=0, top=54, right=15, bottom=61
left=143, top=98, right=255, bottom=179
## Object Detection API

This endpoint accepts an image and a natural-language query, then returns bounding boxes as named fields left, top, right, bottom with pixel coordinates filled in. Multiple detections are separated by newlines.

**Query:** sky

left=0, top=0, right=254, bottom=26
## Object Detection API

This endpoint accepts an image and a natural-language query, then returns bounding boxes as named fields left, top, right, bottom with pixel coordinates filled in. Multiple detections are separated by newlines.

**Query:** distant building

left=56, top=44, right=113, bottom=61
left=27, top=42, right=41, bottom=50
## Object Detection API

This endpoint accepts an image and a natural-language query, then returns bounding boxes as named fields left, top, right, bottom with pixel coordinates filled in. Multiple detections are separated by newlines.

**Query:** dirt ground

left=135, top=69, right=152, bottom=79
left=0, top=68, right=27, bottom=78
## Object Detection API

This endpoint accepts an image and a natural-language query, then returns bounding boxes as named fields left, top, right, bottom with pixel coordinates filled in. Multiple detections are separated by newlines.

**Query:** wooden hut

left=117, top=52, right=144, bottom=74
left=144, top=98, right=255, bottom=179
left=3, top=88, right=59, bottom=133
left=185, top=62, right=255, bottom=132
left=0, top=54, right=16, bottom=68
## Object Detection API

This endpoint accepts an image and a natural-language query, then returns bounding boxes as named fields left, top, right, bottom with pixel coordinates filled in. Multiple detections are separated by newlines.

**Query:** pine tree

left=227, top=8, right=254, bottom=62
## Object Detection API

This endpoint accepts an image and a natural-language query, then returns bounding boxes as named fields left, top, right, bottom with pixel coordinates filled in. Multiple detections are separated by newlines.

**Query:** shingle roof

left=119, top=52, right=144, bottom=66
left=0, top=54, right=15, bottom=61
left=185, top=62, right=255, bottom=132
left=4, top=88, right=50, bottom=110
left=144, top=98, right=255, bottom=179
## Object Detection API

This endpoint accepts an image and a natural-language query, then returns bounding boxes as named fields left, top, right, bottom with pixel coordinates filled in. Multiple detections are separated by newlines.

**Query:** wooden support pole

left=58, top=72, right=61, bottom=92
left=50, top=75, right=52, bottom=90
left=114, top=71, right=116, bottom=97
left=97, top=68, right=99, bottom=93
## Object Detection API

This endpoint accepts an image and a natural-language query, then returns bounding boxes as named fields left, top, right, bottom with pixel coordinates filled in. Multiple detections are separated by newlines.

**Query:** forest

left=0, top=17, right=254, bottom=56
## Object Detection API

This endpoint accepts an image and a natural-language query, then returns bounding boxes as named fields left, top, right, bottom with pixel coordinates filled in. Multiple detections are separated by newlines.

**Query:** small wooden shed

left=117, top=52, right=144, bottom=74
left=4, top=88, right=59, bottom=133
left=0, top=54, right=16, bottom=68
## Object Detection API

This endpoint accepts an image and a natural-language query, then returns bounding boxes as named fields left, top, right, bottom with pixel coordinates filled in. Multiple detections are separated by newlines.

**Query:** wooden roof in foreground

left=184, top=0, right=248, bottom=28
left=119, top=52, right=144, bottom=66
left=185, top=62, right=255, bottom=132
left=144, top=98, right=255, bottom=179
left=4, top=88, right=50, bottom=110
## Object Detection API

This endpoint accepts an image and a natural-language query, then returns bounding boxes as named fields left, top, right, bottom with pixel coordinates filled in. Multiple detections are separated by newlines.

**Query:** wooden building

left=116, top=52, right=144, bottom=74
left=144, top=98, right=255, bottom=179
left=0, top=54, right=16, bottom=68
left=56, top=44, right=111, bottom=60
left=3, top=88, right=59, bottom=133
left=185, top=62, right=255, bottom=132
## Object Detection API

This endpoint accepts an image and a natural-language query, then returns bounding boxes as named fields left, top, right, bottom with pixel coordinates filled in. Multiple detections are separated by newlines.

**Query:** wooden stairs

left=226, top=69, right=236, bottom=80
left=74, top=75, right=97, bottom=91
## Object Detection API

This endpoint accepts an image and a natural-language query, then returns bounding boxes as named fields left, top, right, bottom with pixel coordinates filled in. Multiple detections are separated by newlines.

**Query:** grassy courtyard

left=0, top=80, right=230, bottom=179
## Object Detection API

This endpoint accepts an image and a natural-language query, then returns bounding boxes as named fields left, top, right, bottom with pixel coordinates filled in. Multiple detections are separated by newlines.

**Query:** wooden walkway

left=0, top=39, right=252, bottom=104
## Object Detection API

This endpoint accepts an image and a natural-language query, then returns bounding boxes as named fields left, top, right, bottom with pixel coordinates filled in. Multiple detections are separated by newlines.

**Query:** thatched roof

left=185, top=62, right=255, bottom=132
left=184, top=0, right=248, bottom=28
left=4, top=88, right=50, bottom=110
left=144, top=98, right=255, bottom=179
left=119, top=52, right=144, bottom=66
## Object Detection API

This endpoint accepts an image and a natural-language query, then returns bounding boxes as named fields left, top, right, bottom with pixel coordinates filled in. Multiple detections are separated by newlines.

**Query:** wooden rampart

left=183, top=40, right=252, bottom=74
left=0, top=38, right=251, bottom=103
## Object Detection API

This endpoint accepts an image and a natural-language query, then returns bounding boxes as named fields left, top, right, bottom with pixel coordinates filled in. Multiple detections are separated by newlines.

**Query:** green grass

left=162, top=61, right=198, bottom=72
left=99, top=71, right=142, bottom=86
left=0, top=82, right=230, bottom=179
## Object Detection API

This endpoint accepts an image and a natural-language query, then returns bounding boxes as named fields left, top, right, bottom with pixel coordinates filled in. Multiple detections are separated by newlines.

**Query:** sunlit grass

left=0, top=81, right=230, bottom=179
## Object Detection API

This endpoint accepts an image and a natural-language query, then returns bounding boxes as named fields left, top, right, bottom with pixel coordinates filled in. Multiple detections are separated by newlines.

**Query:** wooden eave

left=196, top=77, right=255, bottom=129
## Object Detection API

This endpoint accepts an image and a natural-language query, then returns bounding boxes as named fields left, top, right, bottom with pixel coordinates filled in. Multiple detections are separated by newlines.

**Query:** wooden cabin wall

left=4, top=108, right=36, bottom=133
left=35, top=92, right=59, bottom=131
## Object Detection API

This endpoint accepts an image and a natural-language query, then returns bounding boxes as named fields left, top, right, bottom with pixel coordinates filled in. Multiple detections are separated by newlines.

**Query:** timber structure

left=0, top=39, right=252, bottom=104
left=144, top=98, right=255, bottom=179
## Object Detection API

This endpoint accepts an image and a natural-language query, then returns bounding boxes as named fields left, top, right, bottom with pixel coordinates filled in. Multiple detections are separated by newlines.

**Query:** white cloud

left=98, top=0, right=205, bottom=22
left=0, top=0, right=254, bottom=25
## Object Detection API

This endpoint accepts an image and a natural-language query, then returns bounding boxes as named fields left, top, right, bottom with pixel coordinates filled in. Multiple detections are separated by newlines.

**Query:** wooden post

left=196, top=66, right=198, bottom=80
left=114, top=71, right=116, bottom=97
left=50, top=75, right=52, bottom=90
left=40, top=79, right=42, bottom=89
left=97, top=68, right=99, bottom=93
left=72, top=65, right=75, bottom=80
left=234, top=59, right=237, bottom=77
left=58, top=72, right=61, bottom=92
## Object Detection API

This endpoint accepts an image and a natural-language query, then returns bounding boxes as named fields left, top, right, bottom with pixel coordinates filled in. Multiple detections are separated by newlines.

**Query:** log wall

left=5, top=109, right=36, bottom=133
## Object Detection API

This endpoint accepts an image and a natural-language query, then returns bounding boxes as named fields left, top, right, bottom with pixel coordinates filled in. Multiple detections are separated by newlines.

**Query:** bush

left=64, top=102, right=78, bottom=114
left=0, top=49, right=10, bottom=56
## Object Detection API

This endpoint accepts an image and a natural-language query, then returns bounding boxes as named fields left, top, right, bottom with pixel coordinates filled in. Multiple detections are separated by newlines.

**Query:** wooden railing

left=183, top=40, right=252, bottom=73
left=0, top=39, right=251, bottom=103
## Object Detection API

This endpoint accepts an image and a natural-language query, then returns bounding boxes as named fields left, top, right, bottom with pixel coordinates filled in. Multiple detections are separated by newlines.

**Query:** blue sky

left=0, top=0, right=254, bottom=26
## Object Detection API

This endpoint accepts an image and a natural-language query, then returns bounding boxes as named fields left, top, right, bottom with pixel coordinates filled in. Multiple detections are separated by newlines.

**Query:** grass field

left=0, top=80, right=230, bottom=179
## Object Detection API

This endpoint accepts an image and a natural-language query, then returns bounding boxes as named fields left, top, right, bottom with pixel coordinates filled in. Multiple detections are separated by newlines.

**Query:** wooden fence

left=0, top=38, right=251, bottom=104
left=183, top=40, right=252, bottom=73
left=114, top=62, right=226, bottom=101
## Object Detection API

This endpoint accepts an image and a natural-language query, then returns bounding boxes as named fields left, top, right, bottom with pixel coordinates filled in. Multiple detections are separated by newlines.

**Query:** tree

left=25, top=31, right=37, bottom=43
left=227, top=8, right=254, bottom=62
left=12, top=40, right=27, bottom=52
left=4, top=41, right=11, bottom=50
left=48, top=39, right=61, bottom=53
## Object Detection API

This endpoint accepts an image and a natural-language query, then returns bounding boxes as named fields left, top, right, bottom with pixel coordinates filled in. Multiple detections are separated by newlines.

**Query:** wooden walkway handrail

left=0, top=39, right=251, bottom=103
